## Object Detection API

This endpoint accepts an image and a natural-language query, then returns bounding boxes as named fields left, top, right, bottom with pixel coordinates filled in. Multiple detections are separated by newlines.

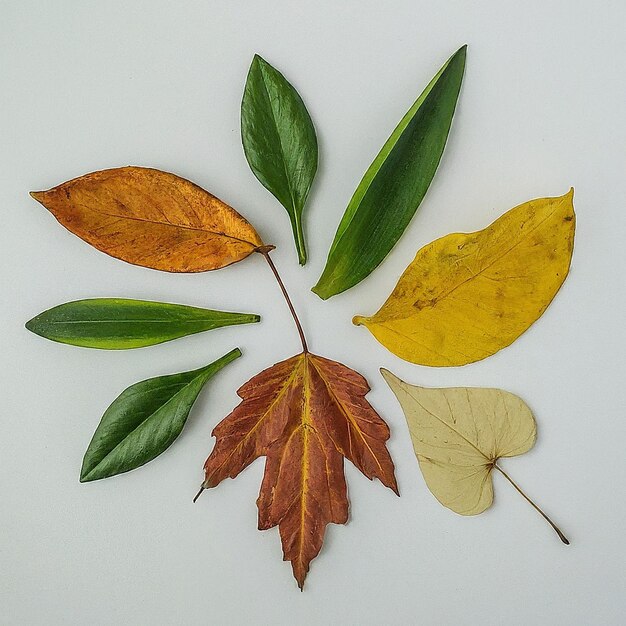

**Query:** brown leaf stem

left=256, top=246, right=308, bottom=353
left=494, top=463, right=570, bottom=545
left=192, top=485, right=204, bottom=503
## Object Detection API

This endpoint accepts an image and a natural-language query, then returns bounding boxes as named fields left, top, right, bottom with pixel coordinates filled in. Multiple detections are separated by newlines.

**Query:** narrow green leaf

left=313, top=45, right=467, bottom=299
left=80, top=348, right=241, bottom=482
left=25, top=298, right=260, bottom=349
left=241, top=54, right=318, bottom=265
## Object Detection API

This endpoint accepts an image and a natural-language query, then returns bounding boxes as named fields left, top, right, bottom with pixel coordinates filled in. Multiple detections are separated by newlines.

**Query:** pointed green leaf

left=241, top=54, right=318, bottom=265
left=313, top=45, right=467, bottom=299
left=80, top=348, right=241, bottom=482
left=26, top=298, right=259, bottom=349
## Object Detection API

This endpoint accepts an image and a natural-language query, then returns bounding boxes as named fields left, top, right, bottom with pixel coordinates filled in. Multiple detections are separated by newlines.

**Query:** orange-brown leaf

left=201, top=352, right=397, bottom=589
left=31, top=166, right=264, bottom=272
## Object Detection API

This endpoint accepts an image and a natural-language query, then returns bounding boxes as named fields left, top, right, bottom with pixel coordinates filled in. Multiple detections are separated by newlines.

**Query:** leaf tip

left=217, top=347, right=243, bottom=372
left=251, top=53, right=266, bottom=68
left=379, top=368, right=401, bottom=390
left=30, top=190, right=45, bottom=203
left=352, top=315, right=365, bottom=326
left=311, top=283, right=330, bottom=300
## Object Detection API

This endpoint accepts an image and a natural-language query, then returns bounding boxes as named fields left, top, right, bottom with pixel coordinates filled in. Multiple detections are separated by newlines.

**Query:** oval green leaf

left=313, top=45, right=467, bottom=299
left=241, top=54, right=318, bottom=265
left=80, top=348, right=241, bottom=482
left=25, top=298, right=260, bottom=349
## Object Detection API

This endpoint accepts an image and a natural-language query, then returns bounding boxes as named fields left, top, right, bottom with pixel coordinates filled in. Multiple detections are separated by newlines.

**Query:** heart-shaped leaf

left=313, top=45, right=466, bottom=299
left=354, top=190, right=576, bottom=366
left=382, top=370, right=569, bottom=544
left=80, top=348, right=241, bottom=482
left=31, top=167, right=264, bottom=272
left=242, top=55, right=318, bottom=265
left=26, top=299, right=259, bottom=349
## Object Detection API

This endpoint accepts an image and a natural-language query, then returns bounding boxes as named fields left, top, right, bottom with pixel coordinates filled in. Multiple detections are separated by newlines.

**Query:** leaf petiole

left=256, top=246, right=308, bottom=353
left=494, top=463, right=570, bottom=545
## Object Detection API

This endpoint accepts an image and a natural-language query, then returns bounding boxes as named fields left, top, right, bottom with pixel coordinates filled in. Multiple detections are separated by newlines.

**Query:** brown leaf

left=31, top=166, right=264, bottom=272
left=201, top=352, right=398, bottom=589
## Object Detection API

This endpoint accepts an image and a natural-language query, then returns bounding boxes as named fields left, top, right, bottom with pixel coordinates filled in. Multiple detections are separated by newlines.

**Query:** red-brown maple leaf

left=199, top=351, right=398, bottom=589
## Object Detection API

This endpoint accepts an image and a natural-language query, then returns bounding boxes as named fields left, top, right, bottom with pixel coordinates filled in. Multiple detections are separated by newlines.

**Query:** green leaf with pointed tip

left=26, top=298, right=259, bottom=349
left=241, top=54, right=318, bottom=265
left=313, top=45, right=466, bottom=299
left=80, top=348, right=241, bottom=482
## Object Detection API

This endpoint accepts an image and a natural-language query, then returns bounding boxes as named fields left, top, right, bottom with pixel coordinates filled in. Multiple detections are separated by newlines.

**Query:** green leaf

left=25, top=298, right=260, bottom=349
left=241, top=54, right=318, bottom=265
left=313, top=45, right=467, bottom=300
left=80, top=348, right=241, bottom=482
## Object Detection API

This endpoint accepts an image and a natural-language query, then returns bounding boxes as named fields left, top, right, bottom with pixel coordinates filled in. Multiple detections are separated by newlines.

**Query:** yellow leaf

left=381, top=370, right=569, bottom=543
left=354, top=190, right=576, bottom=366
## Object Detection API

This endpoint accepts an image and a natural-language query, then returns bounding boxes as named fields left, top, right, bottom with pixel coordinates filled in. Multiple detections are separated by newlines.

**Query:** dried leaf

left=354, top=190, right=576, bottom=366
left=31, top=166, right=264, bottom=272
left=81, top=348, right=241, bottom=482
left=313, top=45, right=466, bottom=299
left=382, top=370, right=569, bottom=543
left=242, top=55, right=318, bottom=265
left=382, top=369, right=535, bottom=514
left=199, top=351, right=398, bottom=589
left=26, top=298, right=259, bottom=349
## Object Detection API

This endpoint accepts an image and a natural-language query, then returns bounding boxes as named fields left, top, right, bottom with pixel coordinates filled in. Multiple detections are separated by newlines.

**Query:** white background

left=1, top=1, right=625, bottom=624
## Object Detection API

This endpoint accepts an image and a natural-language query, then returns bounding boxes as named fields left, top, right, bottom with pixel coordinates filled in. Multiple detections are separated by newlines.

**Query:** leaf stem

left=291, top=214, right=307, bottom=266
left=494, top=463, right=570, bottom=545
left=256, top=246, right=308, bottom=353
left=193, top=485, right=204, bottom=503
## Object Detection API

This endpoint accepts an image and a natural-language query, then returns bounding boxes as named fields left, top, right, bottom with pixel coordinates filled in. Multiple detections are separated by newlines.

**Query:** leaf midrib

left=257, top=62, right=298, bottom=216
left=42, top=317, right=246, bottom=325
left=75, top=202, right=258, bottom=247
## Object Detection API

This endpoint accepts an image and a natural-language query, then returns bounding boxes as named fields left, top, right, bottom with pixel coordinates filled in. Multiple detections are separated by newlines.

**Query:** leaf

left=381, top=370, right=570, bottom=544
left=382, top=369, right=535, bottom=514
left=31, top=166, right=264, bottom=272
left=313, top=45, right=466, bottom=299
left=26, top=298, right=260, bottom=349
left=354, top=190, right=576, bottom=366
left=80, top=348, right=241, bottom=482
left=241, top=55, right=318, bottom=265
left=198, top=351, right=398, bottom=589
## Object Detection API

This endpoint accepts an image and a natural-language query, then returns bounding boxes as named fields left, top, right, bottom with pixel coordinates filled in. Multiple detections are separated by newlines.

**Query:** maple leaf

left=199, top=351, right=398, bottom=589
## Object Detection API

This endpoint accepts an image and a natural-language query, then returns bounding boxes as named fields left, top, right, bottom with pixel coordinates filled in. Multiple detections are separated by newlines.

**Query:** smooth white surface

left=1, top=1, right=625, bottom=624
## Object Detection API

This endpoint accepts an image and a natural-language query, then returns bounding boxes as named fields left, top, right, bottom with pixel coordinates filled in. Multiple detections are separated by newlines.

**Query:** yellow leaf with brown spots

left=31, top=166, right=264, bottom=272
left=354, top=190, right=576, bottom=366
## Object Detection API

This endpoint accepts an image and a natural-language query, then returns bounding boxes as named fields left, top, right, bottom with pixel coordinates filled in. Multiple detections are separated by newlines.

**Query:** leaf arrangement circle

left=26, top=46, right=573, bottom=589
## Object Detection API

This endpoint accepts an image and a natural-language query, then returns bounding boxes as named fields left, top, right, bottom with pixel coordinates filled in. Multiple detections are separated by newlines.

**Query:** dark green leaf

left=26, top=298, right=259, bottom=349
left=313, top=45, right=467, bottom=299
left=241, top=54, right=318, bottom=265
left=80, top=348, right=241, bottom=482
